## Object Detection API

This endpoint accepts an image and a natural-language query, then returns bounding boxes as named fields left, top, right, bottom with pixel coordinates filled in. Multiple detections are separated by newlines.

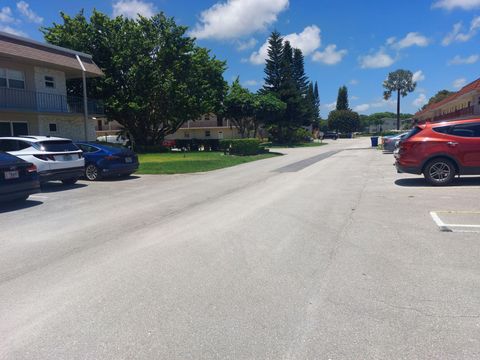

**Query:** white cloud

left=312, top=44, right=347, bottom=65
left=432, top=0, right=480, bottom=10
left=351, top=95, right=360, bottom=100
left=389, top=32, right=430, bottom=49
left=0, top=7, right=14, bottom=23
left=16, top=1, right=43, bottom=24
left=323, top=102, right=337, bottom=111
left=371, top=98, right=396, bottom=109
left=354, top=104, right=370, bottom=112
left=349, top=79, right=359, bottom=85
left=112, top=0, right=156, bottom=18
left=249, top=25, right=321, bottom=65
left=453, top=77, right=467, bottom=89
left=359, top=49, right=395, bottom=69
left=236, top=38, right=258, bottom=51
left=448, top=54, right=479, bottom=64
left=412, top=93, right=427, bottom=108
left=243, top=79, right=260, bottom=87
left=191, top=0, right=288, bottom=40
left=412, top=70, right=425, bottom=82
left=0, top=24, right=26, bottom=36
left=442, top=16, right=480, bottom=45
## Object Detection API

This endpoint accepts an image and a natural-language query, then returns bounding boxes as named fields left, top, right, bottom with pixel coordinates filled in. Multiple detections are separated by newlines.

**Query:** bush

left=291, top=128, right=313, bottom=143
left=220, top=138, right=263, bottom=155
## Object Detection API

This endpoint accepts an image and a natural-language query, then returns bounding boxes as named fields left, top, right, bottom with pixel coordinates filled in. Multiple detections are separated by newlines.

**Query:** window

left=0, top=122, right=28, bottom=136
left=12, top=122, right=28, bottom=136
left=205, top=130, right=211, bottom=137
left=49, top=123, right=57, bottom=132
left=0, top=140, right=19, bottom=151
left=7, top=69, right=25, bottom=89
left=184, top=132, right=190, bottom=138
left=78, top=144, right=99, bottom=153
left=451, top=123, right=480, bottom=138
left=0, top=68, right=25, bottom=89
left=33, top=141, right=79, bottom=152
left=433, top=126, right=452, bottom=134
left=204, top=114, right=210, bottom=121
left=0, top=68, right=6, bottom=88
left=44, top=76, right=55, bottom=89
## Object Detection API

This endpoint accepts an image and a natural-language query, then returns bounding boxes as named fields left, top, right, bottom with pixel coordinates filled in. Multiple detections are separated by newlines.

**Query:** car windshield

left=34, top=141, right=79, bottom=152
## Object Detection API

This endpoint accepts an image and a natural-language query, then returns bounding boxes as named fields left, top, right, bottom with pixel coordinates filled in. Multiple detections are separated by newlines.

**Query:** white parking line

left=29, top=195, right=48, bottom=200
left=430, top=211, right=480, bottom=233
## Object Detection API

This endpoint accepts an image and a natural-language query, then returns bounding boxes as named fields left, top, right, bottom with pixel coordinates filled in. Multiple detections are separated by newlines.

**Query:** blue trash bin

left=370, top=136, right=379, bottom=147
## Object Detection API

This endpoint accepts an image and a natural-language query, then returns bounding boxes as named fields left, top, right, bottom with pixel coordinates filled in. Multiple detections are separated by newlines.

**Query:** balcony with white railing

left=0, top=87, right=104, bottom=115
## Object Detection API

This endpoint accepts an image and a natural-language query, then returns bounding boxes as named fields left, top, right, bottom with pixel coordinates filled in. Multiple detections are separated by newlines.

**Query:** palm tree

left=383, top=69, right=416, bottom=130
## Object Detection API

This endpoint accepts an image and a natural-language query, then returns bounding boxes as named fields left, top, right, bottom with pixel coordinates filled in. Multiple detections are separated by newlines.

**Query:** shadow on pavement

left=99, top=175, right=142, bottom=182
left=40, top=182, right=88, bottom=193
left=395, top=177, right=480, bottom=187
left=0, top=200, right=43, bottom=213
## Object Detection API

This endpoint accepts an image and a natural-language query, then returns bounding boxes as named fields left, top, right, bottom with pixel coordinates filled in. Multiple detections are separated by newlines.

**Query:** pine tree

left=336, top=86, right=349, bottom=110
left=314, top=81, right=320, bottom=117
left=292, top=48, right=309, bottom=95
left=263, top=31, right=284, bottom=93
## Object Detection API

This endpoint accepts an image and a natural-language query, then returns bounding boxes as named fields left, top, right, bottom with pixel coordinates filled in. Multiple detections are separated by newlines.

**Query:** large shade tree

left=383, top=69, right=416, bottom=130
left=42, top=10, right=227, bottom=146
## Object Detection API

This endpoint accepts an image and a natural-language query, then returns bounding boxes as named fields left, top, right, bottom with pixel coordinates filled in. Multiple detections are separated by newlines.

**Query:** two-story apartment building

left=0, top=31, right=103, bottom=140
left=414, top=77, right=480, bottom=123
left=164, top=114, right=240, bottom=141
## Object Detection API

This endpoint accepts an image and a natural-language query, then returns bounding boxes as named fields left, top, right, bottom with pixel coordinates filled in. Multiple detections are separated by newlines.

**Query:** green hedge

left=219, top=138, right=263, bottom=155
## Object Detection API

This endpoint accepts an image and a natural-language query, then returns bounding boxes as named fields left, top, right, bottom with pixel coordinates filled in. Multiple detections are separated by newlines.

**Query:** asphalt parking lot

left=2, top=138, right=480, bottom=359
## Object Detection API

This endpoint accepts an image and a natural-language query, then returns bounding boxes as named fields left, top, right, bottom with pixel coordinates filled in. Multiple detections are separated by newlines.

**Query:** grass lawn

left=138, top=152, right=280, bottom=174
left=269, top=142, right=328, bottom=148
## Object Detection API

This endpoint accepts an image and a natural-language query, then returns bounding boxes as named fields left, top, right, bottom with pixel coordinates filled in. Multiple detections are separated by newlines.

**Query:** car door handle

left=447, top=141, right=458, bottom=147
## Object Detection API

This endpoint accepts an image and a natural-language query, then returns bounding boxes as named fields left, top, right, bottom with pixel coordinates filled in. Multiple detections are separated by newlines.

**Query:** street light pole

left=76, top=55, right=89, bottom=141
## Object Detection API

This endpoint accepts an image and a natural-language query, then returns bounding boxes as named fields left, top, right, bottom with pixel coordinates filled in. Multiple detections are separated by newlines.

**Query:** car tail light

left=26, top=164, right=37, bottom=173
left=105, top=155, right=120, bottom=161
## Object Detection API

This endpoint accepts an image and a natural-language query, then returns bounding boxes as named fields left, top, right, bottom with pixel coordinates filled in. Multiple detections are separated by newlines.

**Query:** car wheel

left=423, top=158, right=456, bottom=186
left=85, top=164, right=100, bottom=181
left=62, top=178, right=78, bottom=185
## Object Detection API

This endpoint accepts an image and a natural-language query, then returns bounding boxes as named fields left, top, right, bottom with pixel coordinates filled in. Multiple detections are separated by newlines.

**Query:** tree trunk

left=396, top=89, right=401, bottom=130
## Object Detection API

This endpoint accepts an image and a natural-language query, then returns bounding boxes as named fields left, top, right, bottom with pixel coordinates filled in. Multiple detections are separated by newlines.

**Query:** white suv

left=0, top=136, right=84, bottom=185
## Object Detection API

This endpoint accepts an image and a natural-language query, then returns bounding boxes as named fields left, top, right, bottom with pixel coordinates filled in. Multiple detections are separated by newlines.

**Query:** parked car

left=0, top=151, right=40, bottom=202
left=383, top=132, right=408, bottom=152
left=75, top=142, right=139, bottom=181
left=395, top=118, right=480, bottom=186
left=0, top=136, right=84, bottom=185
left=96, top=135, right=129, bottom=146
left=322, top=131, right=339, bottom=140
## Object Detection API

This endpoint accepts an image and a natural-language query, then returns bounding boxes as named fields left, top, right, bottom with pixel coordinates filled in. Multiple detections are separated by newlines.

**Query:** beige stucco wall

left=34, top=66, right=67, bottom=96
left=38, top=115, right=96, bottom=141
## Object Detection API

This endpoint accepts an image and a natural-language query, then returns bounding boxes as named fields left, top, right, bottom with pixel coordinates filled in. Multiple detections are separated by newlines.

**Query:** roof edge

left=0, top=31, right=93, bottom=60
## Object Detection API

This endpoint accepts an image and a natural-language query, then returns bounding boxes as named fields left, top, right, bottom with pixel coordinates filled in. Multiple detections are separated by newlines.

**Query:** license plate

left=56, top=154, right=73, bottom=161
left=4, top=170, right=19, bottom=180
left=125, top=157, right=132, bottom=163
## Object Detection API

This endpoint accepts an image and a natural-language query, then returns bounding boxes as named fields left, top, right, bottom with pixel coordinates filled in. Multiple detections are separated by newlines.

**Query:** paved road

left=2, top=138, right=480, bottom=359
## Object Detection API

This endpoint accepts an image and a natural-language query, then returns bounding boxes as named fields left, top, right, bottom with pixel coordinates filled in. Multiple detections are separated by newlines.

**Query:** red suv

left=395, top=118, right=480, bottom=186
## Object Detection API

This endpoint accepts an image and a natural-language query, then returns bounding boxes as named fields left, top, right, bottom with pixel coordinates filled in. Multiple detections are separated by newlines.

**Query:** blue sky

left=1, top=0, right=480, bottom=116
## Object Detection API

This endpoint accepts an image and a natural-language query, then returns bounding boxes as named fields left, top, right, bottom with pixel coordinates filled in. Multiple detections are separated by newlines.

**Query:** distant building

left=415, top=77, right=480, bottom=123
left=165, top=114, right=240, bottom=140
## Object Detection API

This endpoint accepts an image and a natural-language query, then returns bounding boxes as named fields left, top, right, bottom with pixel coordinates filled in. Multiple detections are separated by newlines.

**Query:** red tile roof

left=415, top=77, right=480, bottom=116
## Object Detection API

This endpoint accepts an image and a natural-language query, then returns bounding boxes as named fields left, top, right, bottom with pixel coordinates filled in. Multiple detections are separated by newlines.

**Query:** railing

left=0, top=87, right=104, bottom=115
left=180, top=119, right=229, bottom=128
left=432, top=106, right=475, bottom=122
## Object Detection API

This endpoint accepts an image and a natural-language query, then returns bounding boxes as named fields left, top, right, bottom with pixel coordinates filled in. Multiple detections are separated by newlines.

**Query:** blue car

left=0, top=151, right=40, bottom=202
left=75, top=143, right=139, bottom=181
